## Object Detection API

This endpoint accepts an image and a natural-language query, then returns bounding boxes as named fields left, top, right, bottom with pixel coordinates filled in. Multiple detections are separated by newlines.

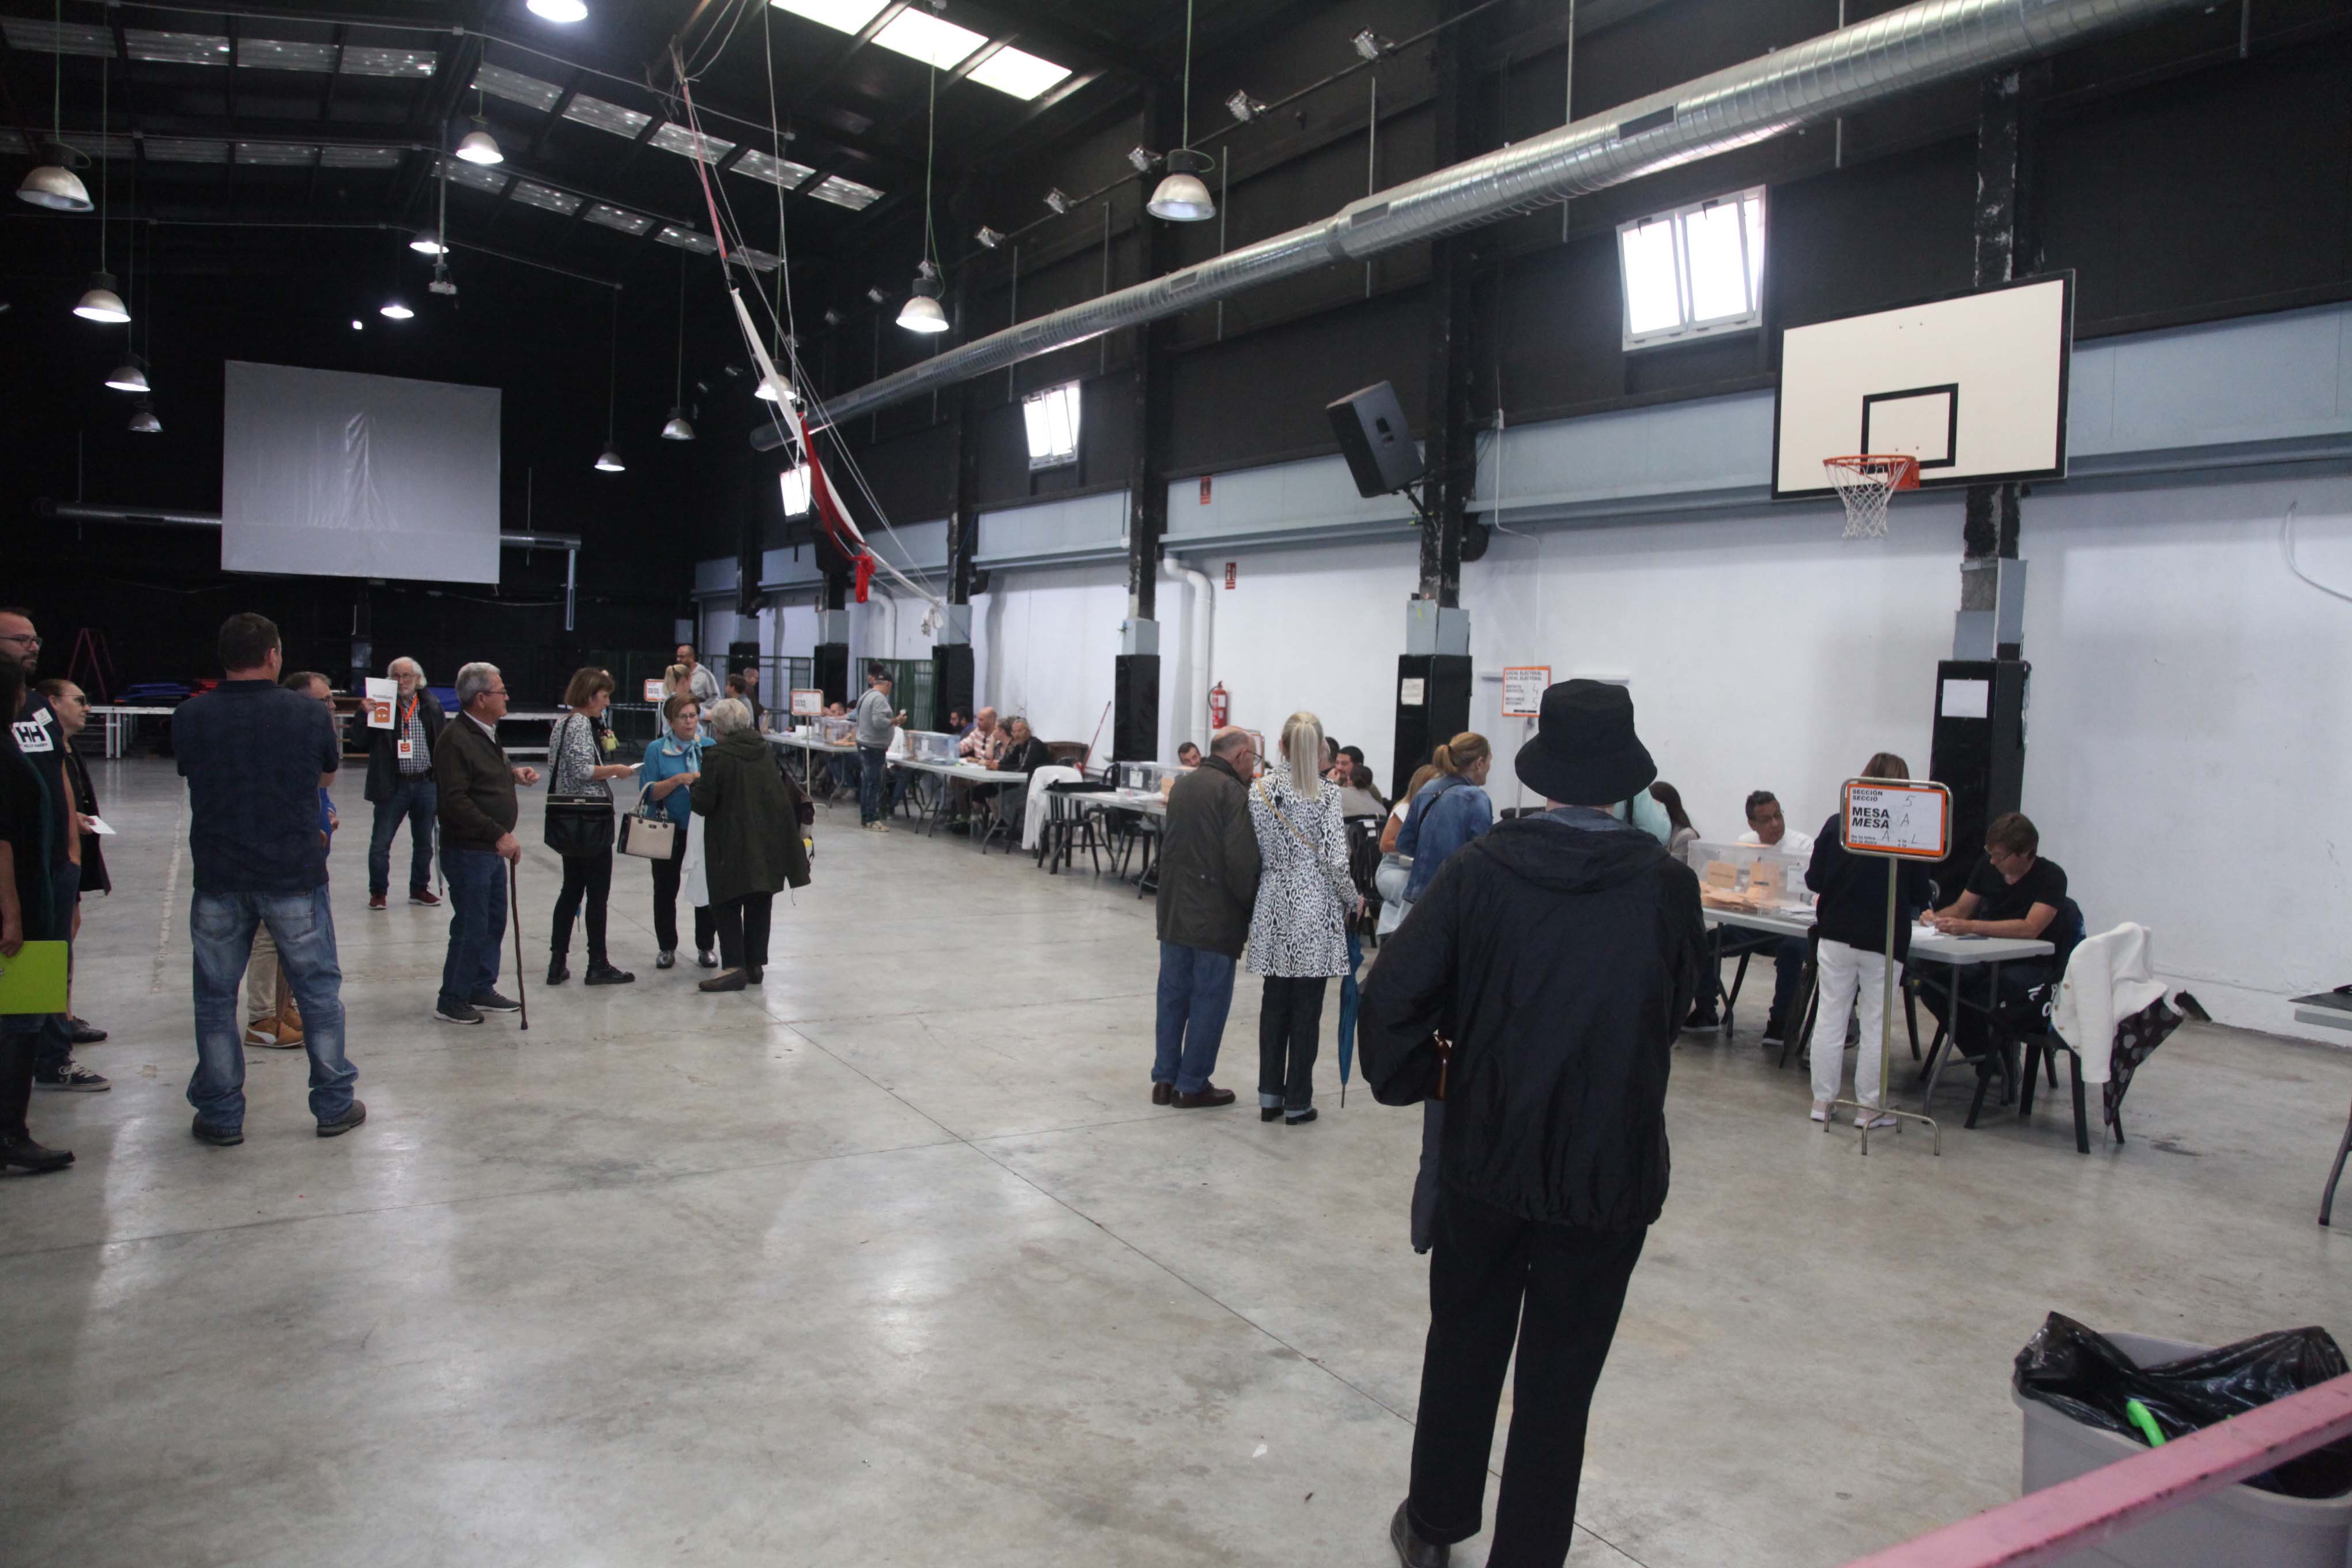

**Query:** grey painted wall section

left=700, top=303, right=2352, bottom=582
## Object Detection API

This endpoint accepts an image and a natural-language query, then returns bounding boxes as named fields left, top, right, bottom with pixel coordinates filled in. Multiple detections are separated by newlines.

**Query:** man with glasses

left=0, top=609, right=105, bottom=1093
left=432, top=662, right=540, bottom=1026
left=1148, top=726, right=1262, bottom=1110
left=356, top=656, right=445, bottom=913
left=36, top=678, right=113, bottom=1050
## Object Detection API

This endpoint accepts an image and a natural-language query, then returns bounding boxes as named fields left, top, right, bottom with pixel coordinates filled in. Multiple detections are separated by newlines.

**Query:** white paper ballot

left=365, top=677, right=397, bottom=729
left=85, top=816, right=117, bottom=836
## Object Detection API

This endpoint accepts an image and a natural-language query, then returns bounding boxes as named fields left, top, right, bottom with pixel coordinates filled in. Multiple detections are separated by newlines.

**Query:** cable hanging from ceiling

left=897, top=62, right=948, bottom=334
left=17, top=0, right=90, bottom=211
left=1146, top=0, right=1215, bottom=223
left=73, top=54, right=128, bottom=322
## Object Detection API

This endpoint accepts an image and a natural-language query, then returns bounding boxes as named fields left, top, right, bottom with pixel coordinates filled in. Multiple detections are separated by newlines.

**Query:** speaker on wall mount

left=1327, top=381, right=1427, bottom=499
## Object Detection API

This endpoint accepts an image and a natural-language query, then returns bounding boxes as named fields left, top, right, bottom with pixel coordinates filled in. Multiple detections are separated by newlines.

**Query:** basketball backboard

left=1771, top=273, right=2074, bottom=500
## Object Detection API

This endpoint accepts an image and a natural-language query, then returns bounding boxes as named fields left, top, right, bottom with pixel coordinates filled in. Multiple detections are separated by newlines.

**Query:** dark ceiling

left=0, top=0, right=1302, bottom=288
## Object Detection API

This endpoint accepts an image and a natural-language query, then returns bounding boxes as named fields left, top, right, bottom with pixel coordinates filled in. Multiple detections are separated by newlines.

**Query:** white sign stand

left=1834, top=776, right=1953, bottom=1156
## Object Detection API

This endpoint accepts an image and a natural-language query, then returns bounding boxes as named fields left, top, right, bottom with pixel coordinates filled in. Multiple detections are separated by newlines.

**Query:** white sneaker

left=1857, top=1110, right=1898, bottom=1131
left=1810, top=1100, right=1833, bottom=1123
left=870, top=820, right=891, bottom=834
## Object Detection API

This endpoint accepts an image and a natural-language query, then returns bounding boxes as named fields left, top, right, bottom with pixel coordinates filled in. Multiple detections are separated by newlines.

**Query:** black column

left=1962, top=65, right=2044, bottom=571
left=934, top=265, right=979, bottom=731
left=1115, top=85, right=1178, bottom=763
left=815, top=566, right=850, bottom=706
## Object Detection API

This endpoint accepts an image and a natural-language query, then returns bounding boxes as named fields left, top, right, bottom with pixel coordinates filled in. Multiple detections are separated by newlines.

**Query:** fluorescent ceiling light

left=770, top=0, right=891, bottom=32
left=583, top=204, right=653, bottom=236
left=967, top=46, right=1070, bottom=100
left=509, top=181, right=581, bottom=216
left=654, top=225, right=719, bottom=254
left=870, top=9, right=987, bottom=70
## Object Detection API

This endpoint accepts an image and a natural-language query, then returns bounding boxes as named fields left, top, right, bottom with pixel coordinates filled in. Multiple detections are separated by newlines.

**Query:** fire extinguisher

left=1208, top=682, right=1230, bottom=729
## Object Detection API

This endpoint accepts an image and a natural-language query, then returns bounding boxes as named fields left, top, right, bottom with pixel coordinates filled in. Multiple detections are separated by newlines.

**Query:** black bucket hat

left=1513, top=679, right=1657, bottom=806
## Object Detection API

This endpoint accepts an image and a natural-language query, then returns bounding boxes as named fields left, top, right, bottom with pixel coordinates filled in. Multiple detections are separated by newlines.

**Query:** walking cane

left=509, top=854, right=529, bottom=1031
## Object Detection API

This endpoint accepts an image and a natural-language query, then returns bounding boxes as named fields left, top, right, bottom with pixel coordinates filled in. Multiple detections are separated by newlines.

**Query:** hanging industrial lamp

left=105, top=353, right=149, bottom=393
left=129, top=398, right=161, bottom=434
left=18, top=154, right=91, bottom=213
left=526, top=0, right=588, bottom=20
left=896, top=262, right=948, bottom=335
left=897, top=65, right=951, bottom=336
left=73, top=56, right=132, bottom=319
left=454, top=86, right=503, bottom=165
left=595, top=292, right=625, bottom=472
left=410, top=229, right=447, bottom=255
left=662, top=252, right=695, bottom=440
left=1147, top=0, right=1215, bottom=223
left=379, top=299, right=414, bottom=320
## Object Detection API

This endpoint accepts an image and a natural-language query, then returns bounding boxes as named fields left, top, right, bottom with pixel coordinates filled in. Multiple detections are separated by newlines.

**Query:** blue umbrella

left=1337, top=929, right=1364, bottom=1106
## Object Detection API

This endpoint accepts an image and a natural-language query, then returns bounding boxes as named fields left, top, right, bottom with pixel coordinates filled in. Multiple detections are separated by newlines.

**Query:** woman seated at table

left=1803, top=752, right=1933, bottom=1129
left=1914, top=810, right=2068, bottom=1058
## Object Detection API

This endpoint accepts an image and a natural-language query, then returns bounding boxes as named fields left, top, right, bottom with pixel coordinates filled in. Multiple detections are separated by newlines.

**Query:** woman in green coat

left=689, top=698, right=811, bottom=992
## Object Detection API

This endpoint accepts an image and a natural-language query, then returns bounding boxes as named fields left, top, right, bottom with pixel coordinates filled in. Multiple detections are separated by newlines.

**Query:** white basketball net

left=1825, top=455, right=1915, bottom=540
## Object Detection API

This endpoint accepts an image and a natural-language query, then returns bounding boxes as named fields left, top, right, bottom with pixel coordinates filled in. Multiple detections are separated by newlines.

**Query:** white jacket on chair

left=2049, top=922, right=2172, bottom=1084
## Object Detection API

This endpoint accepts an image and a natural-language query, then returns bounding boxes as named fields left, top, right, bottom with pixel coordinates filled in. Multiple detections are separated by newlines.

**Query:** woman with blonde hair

left=1395, top=732, right=1495, bottom=904
left=1801, top=751, right=1934, bottom=1126
left=1246, top=711, right=1356, bottom=1125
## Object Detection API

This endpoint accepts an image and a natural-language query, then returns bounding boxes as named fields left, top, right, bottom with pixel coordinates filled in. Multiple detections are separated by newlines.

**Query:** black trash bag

left=2014, top=1313, right=2352, bottom=1499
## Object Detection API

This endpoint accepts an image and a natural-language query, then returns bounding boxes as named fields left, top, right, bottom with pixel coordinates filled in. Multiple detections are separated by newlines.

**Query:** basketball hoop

left=1824, top=454, right=1920, bottom=539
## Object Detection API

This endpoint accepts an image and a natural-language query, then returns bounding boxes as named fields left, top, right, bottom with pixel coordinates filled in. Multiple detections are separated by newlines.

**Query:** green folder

left=0, top=942, right=69, bottom=1015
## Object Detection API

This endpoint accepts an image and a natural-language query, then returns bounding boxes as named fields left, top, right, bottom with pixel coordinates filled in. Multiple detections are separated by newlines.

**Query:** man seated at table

left=946, top=708, right=973, bottom=743
left=1690, top=789, right=1814, bottom=1045
left=946, top=707, right=1007, bottom=831
left=968, top=717, right=1053, bottom=833
left=1176, top=741, right=1201, bottom=767
left=1914, top=811, right=2068, bottom=1058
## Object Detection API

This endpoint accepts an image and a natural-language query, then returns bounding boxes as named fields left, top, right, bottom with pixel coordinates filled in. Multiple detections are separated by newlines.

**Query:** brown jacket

left=1155, top=755, right=1261, bottom=959
left=434, top=711, right=519, bottom=853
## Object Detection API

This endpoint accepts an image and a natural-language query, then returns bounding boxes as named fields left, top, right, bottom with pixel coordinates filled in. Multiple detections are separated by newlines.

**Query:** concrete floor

left=3, top=759, right=2346, bottom=1568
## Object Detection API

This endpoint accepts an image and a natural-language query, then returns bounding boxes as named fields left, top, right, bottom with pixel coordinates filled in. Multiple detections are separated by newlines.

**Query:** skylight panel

left=584, top=203, right=654, bottom=236
left=1, top=18, right=112, bottom=55
left=342, top=47, right=437, bottom=77
left=436, top=156, right=510, bottom=193
left=564, top=94, right=653, bottom=138
left=733, top=148, right=817, bottom=188
left=236, top=142, right=315, bottom=166
left=319, top=145, right=404, bottom=168
left=510, top=181, right=582, bottom=215
left=475, top=63, right=563, bottom=111
left=809, top=174, right=883, bottom=210
left=649, top=122, right=734, bottom=164
left=966, top=46, right=1070, bottom=100
left=770, top=0, right=892, bottom=32
left=870, top=9, right=986, bottom=70
left=125, top=31, right=233, bottom=66
left=655, top=225, right=719, bottom=254
left=239, top=39, right=338, bottom=72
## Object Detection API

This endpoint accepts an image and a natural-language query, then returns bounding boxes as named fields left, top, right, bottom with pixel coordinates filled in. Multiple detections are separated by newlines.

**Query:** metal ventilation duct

left=774, top=0, right=2202, bottom=445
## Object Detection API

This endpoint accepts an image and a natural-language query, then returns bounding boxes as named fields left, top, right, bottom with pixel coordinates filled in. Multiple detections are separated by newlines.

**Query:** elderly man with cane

left=432, top=662, right=538, bottom=1027
left=1363, top=680, right=1706, bottom=1568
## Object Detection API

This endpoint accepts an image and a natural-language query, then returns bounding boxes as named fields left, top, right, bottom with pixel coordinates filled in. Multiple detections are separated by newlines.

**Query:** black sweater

left=1804, top=813, right=1933, bottom=962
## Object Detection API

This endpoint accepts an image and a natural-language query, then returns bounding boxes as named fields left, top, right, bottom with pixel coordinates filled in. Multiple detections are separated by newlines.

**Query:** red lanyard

left=401, top=695, right=419, bottom=728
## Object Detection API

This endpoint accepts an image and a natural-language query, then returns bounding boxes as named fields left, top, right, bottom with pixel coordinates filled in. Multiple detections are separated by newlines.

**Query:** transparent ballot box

left=904, top=730, right=959, bottom=764
left=1687, top=840, right=1814, bottom=915
left=816, top=715, right=857, bottom=746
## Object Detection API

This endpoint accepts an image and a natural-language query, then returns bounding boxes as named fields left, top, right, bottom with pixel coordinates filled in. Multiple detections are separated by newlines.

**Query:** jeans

left=1408, top=1187, right=1648, bottom=1567
left=1769, top=935, right=1808, bottom=1028
left=1809, top=938, right=1896, bottom=1110
left=649, top=826, right=717, bottom=955
left=858, top=745, right=887, bottom=823
left=1257, top=974, right=1328, bottom=1111
left=1153, top=943, right=1236, bottom=1096
left=438, top=847, right=508, bottom=1010
left=189, top=887, right=356, bottom=1130
left=367, top=776, right=438, bottom=896
left=32, top=860, right=80, bottom=1072
left=551, top=847, right=613, bottom=964
left=712, top=892, right=773, bottom=970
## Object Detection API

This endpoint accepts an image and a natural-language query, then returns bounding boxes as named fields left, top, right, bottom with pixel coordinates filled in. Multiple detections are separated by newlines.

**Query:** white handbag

left=619, top=807, right=676, bottom=860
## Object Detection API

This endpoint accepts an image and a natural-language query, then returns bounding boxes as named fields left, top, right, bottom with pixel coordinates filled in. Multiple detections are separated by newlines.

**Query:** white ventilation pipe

left=1174, top=561, right=1216, bottom=755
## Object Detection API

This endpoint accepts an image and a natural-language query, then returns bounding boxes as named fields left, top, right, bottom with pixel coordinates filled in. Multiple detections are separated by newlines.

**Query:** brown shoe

left=1151, top=1081, right=1174, bottom=1106
left=1173, top=1084, right=1235, bottom=1109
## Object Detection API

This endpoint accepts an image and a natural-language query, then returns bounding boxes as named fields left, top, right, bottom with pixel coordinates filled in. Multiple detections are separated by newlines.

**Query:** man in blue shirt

left=172, top=615, right=363, bottom=1145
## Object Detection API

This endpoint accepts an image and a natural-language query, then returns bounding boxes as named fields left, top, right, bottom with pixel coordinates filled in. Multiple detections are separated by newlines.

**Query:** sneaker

left=368, top=892, right=388, bottom=911
left=255, top=1028, right=305, bottom=1051
left=1857, top=1110, right=1899, bottom=1132
left=243, top=1021, right=281, bottom=1048
left=470, top=990, right=521, bottom=1014
left=695, top=949, right=717, bottom=970
left=1810, top=1100, right=1833, bottom=1123
left=409, top=888, right=442, bottom=907
left=316, top=1099, right=368, bottom=1138
left=656, top=949, right=677, bottom=971
left=435, top=1000, right=484, bottom=1026
left=190, top=1115, right=243, bottom=1147
left=0, top=1132, right=74, bottom=1173
left=1761, top=1016, right=1788, bottom=1048
left=1681, top=1007, right=1722, bottom=1035
left=67, top=1017, right=107, bottom=1045
left=34, top=1061, right=109, bottom=1092
left=872, top=820, right=891, bottom=834
left=584, top=962, right=635, bottom=986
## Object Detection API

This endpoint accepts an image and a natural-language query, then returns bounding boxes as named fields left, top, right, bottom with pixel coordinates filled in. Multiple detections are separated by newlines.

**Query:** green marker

left=2125, top=1399, right=2168, bottom=1448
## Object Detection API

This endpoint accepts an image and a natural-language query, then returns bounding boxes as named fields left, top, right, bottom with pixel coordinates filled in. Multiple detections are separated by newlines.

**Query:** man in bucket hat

left=1362, top=680, right=1706, bottom=1568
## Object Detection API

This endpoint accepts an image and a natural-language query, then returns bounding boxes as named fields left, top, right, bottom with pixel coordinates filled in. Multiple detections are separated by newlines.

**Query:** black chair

left=1036, top=780, right=1113, bottom=875
left=1974, top=977, right=2204, bottom=1151
left=1921, top=897, right=2086, bottom=1112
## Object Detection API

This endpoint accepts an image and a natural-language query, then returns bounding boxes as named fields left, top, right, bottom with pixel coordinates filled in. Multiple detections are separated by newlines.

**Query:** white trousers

left=1810, top=938, right=1900, bottom=1110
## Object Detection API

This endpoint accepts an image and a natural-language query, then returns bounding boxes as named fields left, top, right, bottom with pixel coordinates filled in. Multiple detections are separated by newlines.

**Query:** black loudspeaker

left=1927, top=659, right=2028, bottom=896
left=1113, top=654, right=1160, bottom=763
left=1327, top=382, right=1427, bottom=499
left=931, top=644, right=974, bottom=732
left=813, top=643, right=850, bottom=708
left=1389, top=654, right=1473, bottom=802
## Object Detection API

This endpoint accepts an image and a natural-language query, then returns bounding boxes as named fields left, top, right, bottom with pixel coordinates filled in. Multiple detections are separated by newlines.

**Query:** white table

left=770, top=732, right=862, bottom=806
left=85, top=704, right=177, bottom=759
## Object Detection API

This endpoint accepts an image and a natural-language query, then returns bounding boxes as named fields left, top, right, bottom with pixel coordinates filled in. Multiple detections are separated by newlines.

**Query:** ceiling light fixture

left=1126, top=146, right=1158, bottom=173
left=596, top=291, right=624, bottom=473
left=105, top=353, right=149, bottom=393
left=409, top=229, right=447, bottom=255
left=975, top=225, right=1004, bottom=250
left=526, top=0, right=589, bottom=20
left=73, top=54, right=133, bottom=319
left=18, top=5, right=91, bottom=210
left=1148, top=0, right=1216, bottom=224
left=1226, top=90, right=1267, bottom=123
left=129, top=398, right=161, bottom=435
left=823, top=307, right=846, bottom=326
left=352, top=318, right=364, bottom=330
left=663, top=252, right=695, bottom=440
left=865, top=285, right=887, bottom=305
left=379, top=299, right=414, bottom=320
left=1042, top=187, right=1071, bottom=214
left=454, top=87, right=502, bottom=165
left=899, top=64, right=951, bottom=337
left=1351, top=29, right=1388, bottom=61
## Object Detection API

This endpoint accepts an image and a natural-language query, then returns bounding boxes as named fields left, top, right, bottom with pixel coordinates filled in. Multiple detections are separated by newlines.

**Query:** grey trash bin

left=2014, top=1330, right=2352, bottom=1568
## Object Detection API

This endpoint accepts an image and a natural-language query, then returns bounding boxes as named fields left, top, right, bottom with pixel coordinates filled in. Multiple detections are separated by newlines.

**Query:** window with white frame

left=779, top=463, right=813, bottom=518
left=1616, top=186, right=1767, bottom=350
left=1023, top=382, right=1081, bottom=472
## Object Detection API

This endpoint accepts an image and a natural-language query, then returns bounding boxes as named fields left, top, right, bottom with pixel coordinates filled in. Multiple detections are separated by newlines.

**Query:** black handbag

left=543, top=715, right=616, bottom=855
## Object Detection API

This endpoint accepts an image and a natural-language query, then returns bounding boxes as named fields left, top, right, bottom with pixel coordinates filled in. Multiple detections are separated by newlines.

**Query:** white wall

left=974, top=563, right=1128, bottom=751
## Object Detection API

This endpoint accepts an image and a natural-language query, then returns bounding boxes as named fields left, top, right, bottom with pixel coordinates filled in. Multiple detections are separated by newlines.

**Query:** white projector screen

left=221, top=361, right=503, bottom=583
